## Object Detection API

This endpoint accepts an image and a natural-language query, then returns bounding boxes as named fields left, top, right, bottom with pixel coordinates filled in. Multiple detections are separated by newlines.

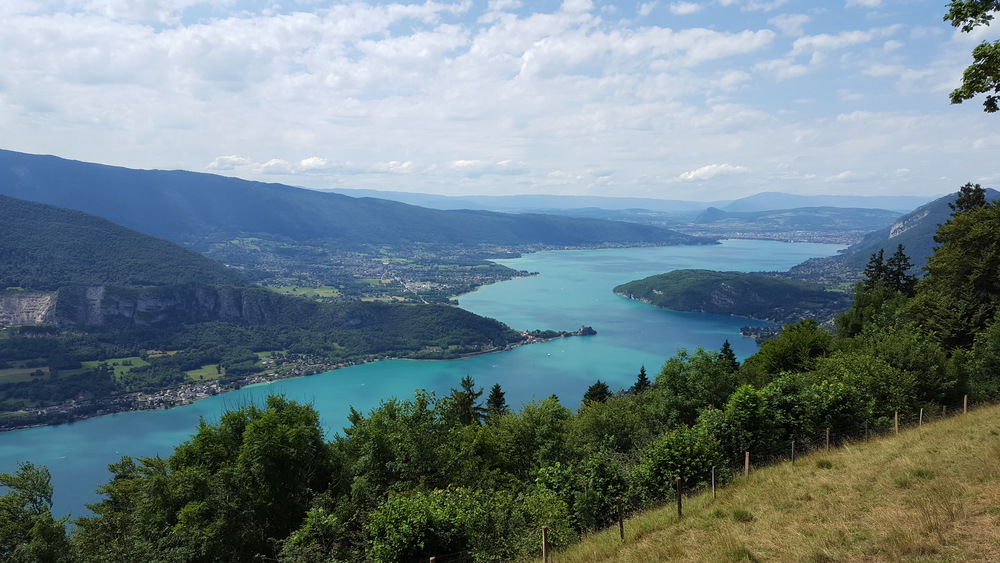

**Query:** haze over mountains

left=0, top=149, right=706, bottom=251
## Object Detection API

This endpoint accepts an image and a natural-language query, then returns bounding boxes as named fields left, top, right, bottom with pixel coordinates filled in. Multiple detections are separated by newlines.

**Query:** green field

left=266, top=285, right=341, bottom=298
left=186, top=364, right=223, bottom=381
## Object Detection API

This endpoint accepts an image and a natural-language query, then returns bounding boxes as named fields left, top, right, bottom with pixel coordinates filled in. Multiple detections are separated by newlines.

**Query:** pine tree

left=582, top=380, right=611, bottom=405
left=862, top=248, right=886, bottom=292
left=485, top=383, right=508, bottom=420
left=948, top=182, right=988, bottom=216
left=449, top=375, right=485, bottom=425
left=718, top=340, right=740, bottom=372
left=632, top=365, right=651, bottom=394
left=885, top=244, right=917, bottom=295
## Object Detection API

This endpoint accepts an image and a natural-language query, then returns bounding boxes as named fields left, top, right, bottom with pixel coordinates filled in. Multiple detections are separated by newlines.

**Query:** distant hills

left=327, top=188, right=935, bottom=215
left=0, top=149, right=707, bottom=250
left=0, top=195, right=243, bottom=290
left=788, top=189, right=1000, bottom=285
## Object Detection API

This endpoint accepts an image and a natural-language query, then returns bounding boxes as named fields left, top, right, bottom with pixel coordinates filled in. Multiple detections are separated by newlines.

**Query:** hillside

left=789, top=188, right=1000, bottom=285
left=0, top=149, right=707, bottom=250
left=614, top=269, right=851, bottom=324
left=0, top=195, right=243, bottom=290
left=554, top=402, right=1000, bottom=562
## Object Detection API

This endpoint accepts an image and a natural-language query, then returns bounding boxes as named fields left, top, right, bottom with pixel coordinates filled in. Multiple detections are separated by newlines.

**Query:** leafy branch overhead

left=945, top=0, right=1000, bottom=112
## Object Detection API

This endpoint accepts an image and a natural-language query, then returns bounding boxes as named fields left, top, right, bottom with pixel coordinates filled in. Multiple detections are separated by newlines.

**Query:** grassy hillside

left=0, top=194, right=243, bottom=290
left=553, top=403, right=1000, bottom=562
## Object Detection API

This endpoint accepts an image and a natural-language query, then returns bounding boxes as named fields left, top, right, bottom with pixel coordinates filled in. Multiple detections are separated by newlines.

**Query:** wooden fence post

left=542, top=525, right=549, bottom=563
left=791, top=440, right=795, bottom=466
left=964, top=395, right=968, bottom=414
left=895, top=411, right=899, bottom=434
left=712, top=465, right=716, bottom=499
left=676, top=477, right=682, bottom=519
left=617, top=496, right=624, bottom=541
left=745, top=451, right=750, bottom=477
left=825, top=427, right=830, bottom=450
left=919, top=407, right=923, bottom=426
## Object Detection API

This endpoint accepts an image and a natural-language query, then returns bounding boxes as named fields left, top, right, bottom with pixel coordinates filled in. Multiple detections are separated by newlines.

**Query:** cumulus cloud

left=668, top=2, right=702, bottom=15
left=677, top=163, right=749, bottom=181
left=638, top=2, right=657, bottom=17
left=769, top=13, right=809, bottom=37
left=207, top=155, right=253, bottom=170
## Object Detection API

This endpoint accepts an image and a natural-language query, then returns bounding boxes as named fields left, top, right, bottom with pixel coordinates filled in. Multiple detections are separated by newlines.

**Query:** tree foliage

left=945, top=1, right=1000, bottom=112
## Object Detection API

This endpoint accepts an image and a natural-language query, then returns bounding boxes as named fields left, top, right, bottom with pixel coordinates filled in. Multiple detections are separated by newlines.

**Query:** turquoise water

left=0, top=239, right=842, bottom=519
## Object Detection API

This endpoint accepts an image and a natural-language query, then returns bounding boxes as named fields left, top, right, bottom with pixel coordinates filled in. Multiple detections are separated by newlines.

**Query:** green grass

left=186, top=364, right=223, bottom=381
left=548, top=404, right=1000, bottom=562
left=61, top=357, right=149, bottom=380
left=266, top=285, right=341, bottom=298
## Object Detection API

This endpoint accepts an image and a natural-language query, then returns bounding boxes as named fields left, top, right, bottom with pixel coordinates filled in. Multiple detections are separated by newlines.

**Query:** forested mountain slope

left=0, top=195, right=243, bottom=290
left=0, top=149, right=707, bottom=249
left=788, top=189, right=1000, bottom=284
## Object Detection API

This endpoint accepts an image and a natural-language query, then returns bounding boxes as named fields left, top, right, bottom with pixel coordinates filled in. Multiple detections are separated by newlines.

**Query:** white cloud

left=638, top=2, right=657, bottom=17
left=769, top=13, right=809, bottom=37
left=846, top=0, right=881, bottom=7
left=561, top=0, right=594, bottom=13
left=668, top=2, right=702, bottom=15
left=677, top=163, right=749, bottom=181
left=208, top=155, right=253, bottom=170
left=488, top=0, right=523, bottom=10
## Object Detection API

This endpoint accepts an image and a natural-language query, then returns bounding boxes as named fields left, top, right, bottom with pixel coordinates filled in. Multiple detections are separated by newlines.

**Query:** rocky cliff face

left=0, top=285, right=314, bottom=329
left=0, top=291, right=56, bottom=326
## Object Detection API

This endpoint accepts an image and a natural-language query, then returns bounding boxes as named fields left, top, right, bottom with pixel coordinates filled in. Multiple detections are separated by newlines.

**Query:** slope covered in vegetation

left=614, top=269, right=851, bottom=324
left=0, top=195, right=243, bottom=290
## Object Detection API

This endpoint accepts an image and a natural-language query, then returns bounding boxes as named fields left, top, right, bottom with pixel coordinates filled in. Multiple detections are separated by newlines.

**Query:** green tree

left=884, top=244, right=917, bottom=295
left=740, top=319, right=833, bottom=386
left=0, top=462, right=71, bottom=563
left=945, top=1, right=1000, bottom=112
left=73, top=396, right=333, bottom=562
left=907, top=194, right=1000, bottom=348
left=632, top=365, right=651, bottom=394
left=653, top=348, right=739, bottom=426
left=630, top=425, right=725, bottom=504
left=949, top=182, right=989, bottom=214
left=582, top=380, right=611, bottom=405
left=485, top=383, right=508, bottom=420
left=718, top=340, right=740, bottom=372
left=862, top=248, right=887, bottom=292
left=444, top=376, right=486, bottom=426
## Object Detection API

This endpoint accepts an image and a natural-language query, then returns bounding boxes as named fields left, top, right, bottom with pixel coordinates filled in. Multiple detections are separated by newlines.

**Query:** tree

left=945, top=1, right=1000, bottom=112
left=582, top=380, right=611, bottom=405
left=632, top=365, right=651, bottom=394
left=445, top=376, right=486, bottom=426
left=862, top=248, right=886, bottom=292
left=718, top=340, right=740, bottom=372
left=884, top=244, right=917, bottom=295
left=0, top=462, right=70, bottom=563
left=907, top=192, right=1000, bottom=348
left=949, top=182, right=989, bottom=214
left=485, top=383, right=508, bottom=420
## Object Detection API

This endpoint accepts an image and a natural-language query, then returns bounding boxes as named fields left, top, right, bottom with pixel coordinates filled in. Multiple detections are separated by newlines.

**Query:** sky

left=1, top=0, right=998, bottom=201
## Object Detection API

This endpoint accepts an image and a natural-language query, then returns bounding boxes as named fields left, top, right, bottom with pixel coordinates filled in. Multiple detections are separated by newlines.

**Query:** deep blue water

left=0, top=239, right=842, bottom=519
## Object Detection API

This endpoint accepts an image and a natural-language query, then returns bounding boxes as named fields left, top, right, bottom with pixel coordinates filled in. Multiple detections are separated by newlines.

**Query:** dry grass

left=547, top=405, right=1000, bottom=562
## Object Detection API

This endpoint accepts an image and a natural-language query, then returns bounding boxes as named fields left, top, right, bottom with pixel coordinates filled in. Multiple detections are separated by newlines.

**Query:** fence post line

left=791, top=440, right=795, bottom=466
left=542, top=525, right=549, bottom=563
left=895, top=411, right=899, bottom=434
left=919, top=407, right=923, bottom=426
left=943, top=405, right=947, bottom=417
left=712, top=465, right=717, bottom=499
left=745, top=451, right=750, bottom=477
left=617, top=496, right=624, bottom=541
left=826, top=427, right=830, bottom=450
left=676, top=477, right=682, bottom=519
left=964, top=395, right=968, bottom=414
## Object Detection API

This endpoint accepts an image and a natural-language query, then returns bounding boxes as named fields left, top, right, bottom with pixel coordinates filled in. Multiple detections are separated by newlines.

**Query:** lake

left=0, top=239, right=843, bottom=519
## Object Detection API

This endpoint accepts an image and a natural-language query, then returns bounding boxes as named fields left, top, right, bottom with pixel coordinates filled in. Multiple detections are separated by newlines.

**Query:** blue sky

left=1, top=0, right=997, bottom=200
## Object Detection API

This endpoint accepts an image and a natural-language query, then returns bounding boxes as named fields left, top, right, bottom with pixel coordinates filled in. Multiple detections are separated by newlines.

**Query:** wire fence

left=418, top=395, right=981, bottom=563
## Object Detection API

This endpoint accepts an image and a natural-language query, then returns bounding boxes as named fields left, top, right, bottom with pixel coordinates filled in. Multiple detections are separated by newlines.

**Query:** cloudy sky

left=2, top=0, right=997, bottom=201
